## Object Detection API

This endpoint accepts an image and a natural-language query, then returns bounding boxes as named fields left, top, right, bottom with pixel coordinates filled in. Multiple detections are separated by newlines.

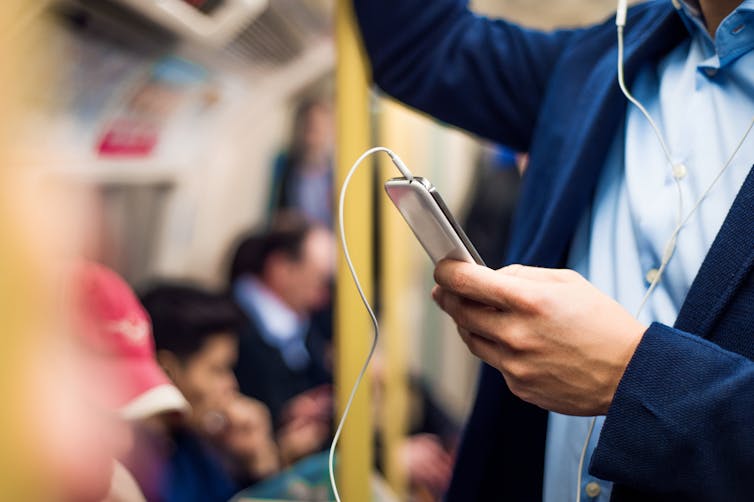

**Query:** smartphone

left=384, top=177, right=486, bottom=266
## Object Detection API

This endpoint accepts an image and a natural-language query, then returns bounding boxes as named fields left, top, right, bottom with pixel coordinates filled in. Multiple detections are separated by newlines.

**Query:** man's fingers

left=435, top=290, right=513, bottom=343
left=499, top=263, right=577, bottom=282
left=434, top=260, right=539, bottom=311
left=458, top=328, right=510, bottom=368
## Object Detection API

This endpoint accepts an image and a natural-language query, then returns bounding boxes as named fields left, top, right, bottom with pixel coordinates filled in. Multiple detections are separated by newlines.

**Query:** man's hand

left=221, top=395, right=280, bottom=479
left=277, top=385, right=333, bottom=465
left=433, top=261, right=646, bottom=416
left=399, top=434, right=453, bottom=494
left=279, top=385, right=333, bottom=426
left=277, top=416, right=330, bottom=466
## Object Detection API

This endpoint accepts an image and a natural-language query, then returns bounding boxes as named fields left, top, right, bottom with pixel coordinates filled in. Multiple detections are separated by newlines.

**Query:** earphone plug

left=388, top=152, right=414, bottom=181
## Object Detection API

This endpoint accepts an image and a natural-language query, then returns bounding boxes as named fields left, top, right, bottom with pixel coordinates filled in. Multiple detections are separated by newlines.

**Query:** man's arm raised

left=352, top=0, right=579, bottom=150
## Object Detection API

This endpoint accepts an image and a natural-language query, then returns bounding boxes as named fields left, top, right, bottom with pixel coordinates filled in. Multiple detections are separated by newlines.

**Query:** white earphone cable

left=617, top=28, right=675, bottom=168
left=329, top=147, right=413, bottom=502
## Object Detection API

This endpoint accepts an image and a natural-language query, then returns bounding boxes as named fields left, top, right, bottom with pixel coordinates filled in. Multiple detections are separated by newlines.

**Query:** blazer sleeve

left=590, top=322, right=754, bottom=500
left=352, top=0, right=578, bottom=151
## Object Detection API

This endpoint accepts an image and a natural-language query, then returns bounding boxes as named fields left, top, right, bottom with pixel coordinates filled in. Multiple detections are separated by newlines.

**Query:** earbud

left=616, top=0, right=628, bottom=27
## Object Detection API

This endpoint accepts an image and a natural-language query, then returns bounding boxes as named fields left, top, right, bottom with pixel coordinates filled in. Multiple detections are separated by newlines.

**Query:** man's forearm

left=352, top=0, right=576, bottom=149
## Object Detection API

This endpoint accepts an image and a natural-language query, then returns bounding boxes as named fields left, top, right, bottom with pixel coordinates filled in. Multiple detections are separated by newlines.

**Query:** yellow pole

left=0, top=2, right=57, bottom=500
left=378, top=99, right=413, bottom=498
left=334, top=0, right=373, bottom=500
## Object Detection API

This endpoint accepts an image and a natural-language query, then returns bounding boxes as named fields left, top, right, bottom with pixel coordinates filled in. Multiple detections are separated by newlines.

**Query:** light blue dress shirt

left=233, top=277, right=312, bottom=371
left=543, top=1, right=754, bottom=501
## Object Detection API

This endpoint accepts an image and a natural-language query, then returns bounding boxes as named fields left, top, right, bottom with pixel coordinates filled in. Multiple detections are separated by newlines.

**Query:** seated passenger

left=140, top=284, right=279, bottom=502
left=227, top=213, right=334, bottom=464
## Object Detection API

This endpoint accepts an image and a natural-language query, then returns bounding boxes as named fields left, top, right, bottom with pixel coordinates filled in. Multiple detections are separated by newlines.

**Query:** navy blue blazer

left=354, top=1, right=754, bottom=500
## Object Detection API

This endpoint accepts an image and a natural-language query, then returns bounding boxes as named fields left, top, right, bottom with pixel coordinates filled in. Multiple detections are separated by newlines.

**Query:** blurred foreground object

left=0, top=2, right=126, bottom=500
left=0, top=1, right=58, bottom=500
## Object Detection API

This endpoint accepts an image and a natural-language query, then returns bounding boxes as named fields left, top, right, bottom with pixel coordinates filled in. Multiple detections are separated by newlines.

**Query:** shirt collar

left=674, top=0, right=754, bottom=69
left=234, top=276, right=306, bottom=342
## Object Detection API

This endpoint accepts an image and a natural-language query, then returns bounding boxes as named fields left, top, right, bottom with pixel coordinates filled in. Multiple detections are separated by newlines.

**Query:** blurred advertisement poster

left=181, top=0, right=226, bottom=14
left=96, top=57, right=207, bottom=158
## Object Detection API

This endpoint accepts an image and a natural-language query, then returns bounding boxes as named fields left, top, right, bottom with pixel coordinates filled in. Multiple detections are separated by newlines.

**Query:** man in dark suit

left=355, top=0, right=753, bottom=500
left=228, top=214, right=335, bottom=465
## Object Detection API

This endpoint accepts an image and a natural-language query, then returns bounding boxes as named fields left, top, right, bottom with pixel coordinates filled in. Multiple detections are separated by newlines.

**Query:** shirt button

left=645, top=268, right=660, bottom=284
left=585, top=481, right=602, bottom=498
left=704, top=67, right=718, bottom=77
left=672, top=163, right=687, bottom=180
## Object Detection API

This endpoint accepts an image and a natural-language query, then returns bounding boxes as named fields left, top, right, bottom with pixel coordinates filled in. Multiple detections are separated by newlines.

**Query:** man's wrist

left=600, top=322, right=647, bottom=415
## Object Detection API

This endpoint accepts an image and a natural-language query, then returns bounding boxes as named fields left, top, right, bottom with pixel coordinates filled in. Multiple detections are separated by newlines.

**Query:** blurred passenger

left=268, top=97, right=334, bottom=227
left=228, top=213, right=335, bottom=465
left=370, top=353, right=459, bottom=499
left=73, top=261, right=192, bottom=502
left=140, top=284, right=280, bottom=502
left=462, top=144, right=523, bottom=268
left=76, top=262, right=191, bottom=421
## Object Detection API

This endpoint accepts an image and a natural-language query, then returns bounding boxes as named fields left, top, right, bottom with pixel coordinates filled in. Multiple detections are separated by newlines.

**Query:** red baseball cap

left=74, top=261, right=189, bottom=419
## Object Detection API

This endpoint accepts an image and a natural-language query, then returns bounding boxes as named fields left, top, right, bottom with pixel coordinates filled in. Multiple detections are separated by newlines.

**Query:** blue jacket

left=353, top=1, right=754, bottom=500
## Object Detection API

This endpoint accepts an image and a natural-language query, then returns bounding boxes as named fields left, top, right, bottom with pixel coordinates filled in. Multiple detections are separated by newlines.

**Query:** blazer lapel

left=675, top=166, right=754, bottom=339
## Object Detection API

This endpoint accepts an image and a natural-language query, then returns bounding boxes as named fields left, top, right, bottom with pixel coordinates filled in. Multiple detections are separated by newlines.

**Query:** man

left=354, top=0, right=754, bottom=500
left=140, top=284, right=279, bottom=502
left=228, top=214, right=335, bottom=464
